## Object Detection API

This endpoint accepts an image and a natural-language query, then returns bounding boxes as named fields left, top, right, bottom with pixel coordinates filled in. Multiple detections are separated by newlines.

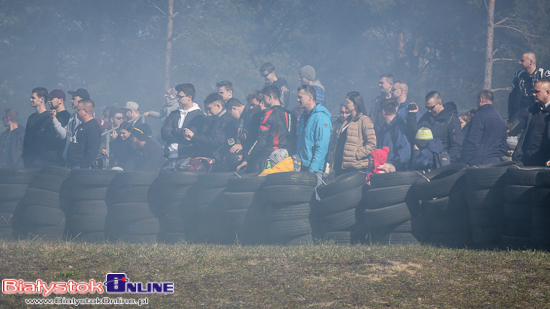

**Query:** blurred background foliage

left=0, top=0, right=549, bottom=124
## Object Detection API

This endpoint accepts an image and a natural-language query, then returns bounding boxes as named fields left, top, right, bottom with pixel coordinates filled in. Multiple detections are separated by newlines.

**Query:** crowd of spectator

left=1, top=54, right=550, bottom=193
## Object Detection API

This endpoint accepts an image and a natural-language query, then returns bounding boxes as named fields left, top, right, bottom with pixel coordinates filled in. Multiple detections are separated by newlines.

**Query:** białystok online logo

left=2, top=273, right=174, bottom=296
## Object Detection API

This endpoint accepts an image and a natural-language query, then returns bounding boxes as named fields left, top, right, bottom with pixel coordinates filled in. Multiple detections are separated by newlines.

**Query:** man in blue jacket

left=296, top=85, right=331, bottom=198
left=461, top=90, right=507, bottom=165
left=377, top=99, right=411, bottom=171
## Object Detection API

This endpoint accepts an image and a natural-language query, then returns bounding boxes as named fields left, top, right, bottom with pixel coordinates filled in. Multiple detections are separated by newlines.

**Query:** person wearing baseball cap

left=41, top=89, right=72, bottom=166
left=51, top=88, right=91, bottom=162
left=128, top=123, right=165, bottom=171
left=121, top=101, right=161, bottom=125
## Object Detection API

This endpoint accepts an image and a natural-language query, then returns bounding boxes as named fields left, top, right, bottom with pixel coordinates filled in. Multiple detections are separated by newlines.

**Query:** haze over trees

left=1, top=0, right=549, bottom=121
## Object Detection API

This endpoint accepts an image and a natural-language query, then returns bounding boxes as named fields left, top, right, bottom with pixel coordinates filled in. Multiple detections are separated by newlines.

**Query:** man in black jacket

left=127, top=123, right=166, bottom=172
left=22, top=87, right=50, bottom=168
left=184, top=93, right=238, bottom=171
left=236, top=85, right=294, bottom=173
left=161, top=83, right=205, bottom=167
left=406, top=91, right=463, bottom=163
left=461, top=90, right=507, bottom=165
left=0, top=109, right=25, bottom=168
left=66, top=100, right=101, bottom=169
left=508, top=52, right=550, bottom=136
left=516, top=79, right=550, bottom=166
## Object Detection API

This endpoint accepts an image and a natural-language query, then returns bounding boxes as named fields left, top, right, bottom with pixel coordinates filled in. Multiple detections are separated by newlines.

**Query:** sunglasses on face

left=426, top=104, right=437, bottom=111
left=261, top=73, right=270, bottom=78
left=114, top=117, right=123, bottom=120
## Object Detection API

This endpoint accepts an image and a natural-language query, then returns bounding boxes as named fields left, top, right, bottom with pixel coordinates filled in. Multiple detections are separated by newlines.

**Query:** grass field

left=1, top=240, right=550, bottom=308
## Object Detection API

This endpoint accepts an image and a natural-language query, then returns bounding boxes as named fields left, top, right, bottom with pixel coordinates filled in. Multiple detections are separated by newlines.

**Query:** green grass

left=1, top=240, right=550, bottom=308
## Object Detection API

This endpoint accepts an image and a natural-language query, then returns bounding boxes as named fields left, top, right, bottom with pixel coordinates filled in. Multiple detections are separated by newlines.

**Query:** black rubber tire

left=162, top=186, right=192, bottom=202
left=317, top=171, right=365, bottom=199
left=0, top=184, right=27, bottom=202
left=121, top=218, right=160, bottom=235
left=70, top=169, right=120, bottom=185
left=223, top=191, right=257, bottom=210
left=531, top=207, right=550, bottom=228
left=69, top=215, right=106, bottom=233
left=39, top=165, right=71, bottom=178
left=225, top=209, right=249, bottom=228
left=376, top=232, right=420, bottom=245
left=469, top=207, right=504, bottom=227
left=264, top=172, right=317, bottom=187
left=0, top=201, right=21, bottom=213
left=500, top=235, right=532, bottom=250
left=195, top=187, right=226, bottom=205
left=197, top=172, right=235, bottom=188
left=112, top=171, right=158, bottom=186
left=504, top=185, right=534, bottom=204
left=321, top=208, right=356, bottom=233
left=163, top=233, right=186, bottom=244
left=28, top=174, right=67, bottom=192
left=316, top=186, right=362, bottom=217
left=71, top=185, right=109, bottom=201
left=27, top=224, right=65, bottom=237
left=535, top=169, right=550, bottom=187
left=114, top=186, right=150, bottom=203
left=74, top=232, right=105, bottom=243
left=505, top=217, right=531, bottom=237
left=0, top=212, right=14, bottom=228
left=159, top=216, right=185, bottom=233
left=23, top=188, right=60, bottom=208
left=422, top=196, right=449, bottom=215
left=226, top=174, right=266, bottom=192
left=70, top=200, right=108, bottom=216
left=0, top=227, right=13, bottom=239
left=531, top=227, right=550, bottom=246
left=503, top=203, right=531, bottom=219
left=530, top=187, right=550, bottom=207
left=364, top=203, right=412, bottom=229
left=265, top=203, right=311, bottom=222
left=121, top=234, right=157, bottom=244
left=269, top=219, right=312, bottom=238
left=413, top=163, right=467, bottom=200
left=465, top=161, right=521, bottom=189
left=262, top=185, right=315, bottom=204
left=279, top=233, right=314, bottom=245
left=427, top=214, right=470, bottom=234
left=505, top=166, right=548, bottom=186
left=23, top=206, right=65, bottom=226
left=323, top=231, right=352, bottom=245
left=366, top=185, right=412, bottom=210
left=0, top=168, right=38, bottom=184
left=465, top=188, right=503, bottom=209
left=109, top=203, right=155, bottom=222
left=471, top=226, right=504, bottom=244
left=369, top=171, right=419, bottom=189
left=158, top=170, right=200, bottom=185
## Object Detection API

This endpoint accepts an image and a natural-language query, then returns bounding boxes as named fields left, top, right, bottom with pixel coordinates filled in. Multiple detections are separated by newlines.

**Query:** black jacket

left=0, top=126, right=25, bottom=168
left=126, top=138, right=166, bottom=172
left=22, top=111, right=50, bottom=168
left=461, top=104, right=507, bottom=165
left=407, top=103, right=463, bottom=162
left=161, top=108, right=205, bottom=159
left=191, top=109, right=238, bottom=163
left=518, top=103, right=550, bottom=166
left=246, top=105, right=294, bottom=166
left=67, top=119, right=102, bottom=168
left=508, top=67, right=550, bottom=119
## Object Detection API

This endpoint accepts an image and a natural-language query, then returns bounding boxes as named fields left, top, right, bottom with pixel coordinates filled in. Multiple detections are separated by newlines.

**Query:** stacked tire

left=105, top=171, right=159, bottom=243
left=223, top=174, right=267, bottom=245
left=364, top=171, right=422, bottom=245
left=0, top=169, right=38, bottom=239
left=263, top=172, right=317, bottom=245
left=66, top=169, right=120, bottom=242
left=188, top=172, right=236, bottom=244
left=465, top=162, right=519, bottom=249
left=413, top=164, right=467, bottom=247
left=148, top=170, right=199, bottom=244
left=315, top=172, right=365, bottom=245
left=531, top=168, right=550, bottom=249
left=13, top=166, right=71, bottom=240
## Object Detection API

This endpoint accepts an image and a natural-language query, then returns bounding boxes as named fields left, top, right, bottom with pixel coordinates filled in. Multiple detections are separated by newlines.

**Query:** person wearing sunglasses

left=406, top=91, right=463, bottom=163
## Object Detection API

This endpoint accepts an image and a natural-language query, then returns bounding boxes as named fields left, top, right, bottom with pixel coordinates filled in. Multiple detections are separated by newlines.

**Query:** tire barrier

left=0, top=169, right=39, bottom=239
left=148, top=170, right=199, bottom=244
left=13, top=166, right=70, bottom=240
left=105, top=171, right=159, bottom=243
left=365, top=170, right=421, bottom=245
left=264, top=172, right=317, bottom=245
left=315, top=172, right=365, bottom=245
left=1, top=165, right=549, bottom=248
left=66, top=169, right=120, bottom=242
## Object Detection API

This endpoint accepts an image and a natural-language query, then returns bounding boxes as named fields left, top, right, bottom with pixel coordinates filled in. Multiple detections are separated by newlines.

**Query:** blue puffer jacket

left=412, top=138, right=447, bottom=171
left=297, top=104, right=332, bottom=172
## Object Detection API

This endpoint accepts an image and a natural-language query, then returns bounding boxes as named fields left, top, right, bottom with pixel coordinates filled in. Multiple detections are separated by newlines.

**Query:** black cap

left=131, top=123, right=152, bottom=141
left=45, top=89, right=66, bottom=100
left=67, top=88, right=90, bottom=100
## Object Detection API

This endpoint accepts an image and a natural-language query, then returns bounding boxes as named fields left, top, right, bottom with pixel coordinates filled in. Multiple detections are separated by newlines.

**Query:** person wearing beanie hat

left=415, top=127, right=434, bottom=147
left=299, top=65, right=326, bottom=106
left=128, top=122, right=165, bottom=172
